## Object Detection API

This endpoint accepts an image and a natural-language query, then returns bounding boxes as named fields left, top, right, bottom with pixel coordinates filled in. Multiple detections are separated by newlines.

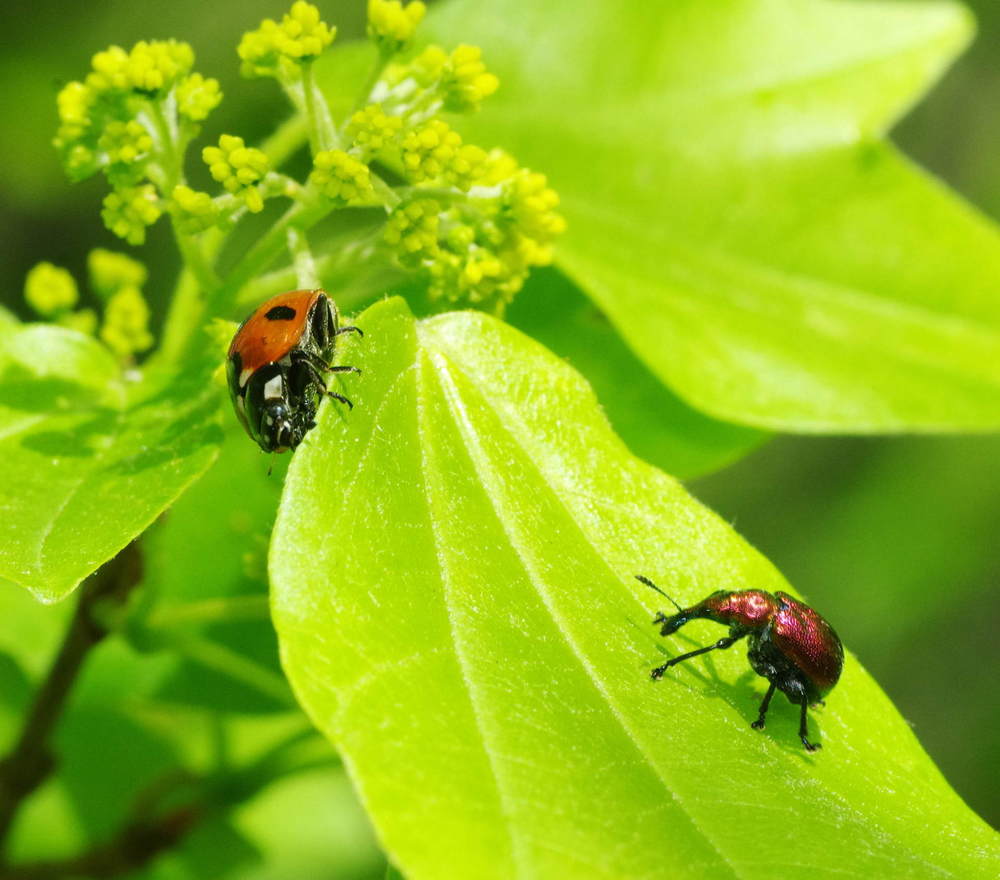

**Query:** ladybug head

left=258, top=401, right=307, bottom=453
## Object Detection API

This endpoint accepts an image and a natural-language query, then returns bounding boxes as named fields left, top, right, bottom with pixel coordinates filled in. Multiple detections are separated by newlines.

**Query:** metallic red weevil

left=637, top=576, right=844, bottom=751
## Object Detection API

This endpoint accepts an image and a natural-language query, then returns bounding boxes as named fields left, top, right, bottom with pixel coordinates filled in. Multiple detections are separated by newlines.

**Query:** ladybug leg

left=651, top=634, right=745, bottom=680
left=301, top=360, right=355, bottom=410
left=304, top=351, right=361, bottom=375
left=750, top=681, right=777, bottom=731
left=335, top=325, right=363, bottom=337
left=798, top=698, right=820, bottom=752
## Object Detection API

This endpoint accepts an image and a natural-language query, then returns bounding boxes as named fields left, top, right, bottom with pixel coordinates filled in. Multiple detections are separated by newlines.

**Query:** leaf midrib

left=419, top=342, right=744, bottom=879
left=413, top=351, right=526, bottom=880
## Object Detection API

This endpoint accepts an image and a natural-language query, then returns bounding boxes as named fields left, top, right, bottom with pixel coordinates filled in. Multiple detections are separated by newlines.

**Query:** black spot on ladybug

left=266, top=305, right=297, bottom=321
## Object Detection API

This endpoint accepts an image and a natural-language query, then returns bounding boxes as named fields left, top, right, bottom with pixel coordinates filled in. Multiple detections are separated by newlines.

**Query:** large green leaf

left=507, top=268, right=764, bottom=479
left=0, top=324, right=222, bottom=601
left=431, top=0, right=1000, bottom=431
left=271, top=298, right=998, bottom=879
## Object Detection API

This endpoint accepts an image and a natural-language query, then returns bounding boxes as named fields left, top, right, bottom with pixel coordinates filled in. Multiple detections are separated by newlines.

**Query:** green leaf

left=507, top=268, right=765, bottom=479
left=139, top=424, right=292, bottom=713
left=0, top=324, right=222, bottom=601
left=432, top=0, right=1000, bottom=431
left=271, top=298, right=998, bottom=879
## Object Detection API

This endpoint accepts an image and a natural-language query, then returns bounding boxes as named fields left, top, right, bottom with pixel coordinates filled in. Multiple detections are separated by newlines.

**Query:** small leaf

left=272, top=298, right=999, bottom=879
left=433, top=0, right=1000, bottom=431
left=0, top=325, right=222, bottom=601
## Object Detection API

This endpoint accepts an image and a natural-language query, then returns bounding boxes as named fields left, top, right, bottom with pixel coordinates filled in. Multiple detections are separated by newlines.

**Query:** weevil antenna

left=635, top=575, right=683, bottom=611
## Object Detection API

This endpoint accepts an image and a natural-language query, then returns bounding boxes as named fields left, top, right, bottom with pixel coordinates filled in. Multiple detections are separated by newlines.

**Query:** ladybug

left=227, top=289, right=361, bottom=453
left=636, top=575, right=844, bottom=751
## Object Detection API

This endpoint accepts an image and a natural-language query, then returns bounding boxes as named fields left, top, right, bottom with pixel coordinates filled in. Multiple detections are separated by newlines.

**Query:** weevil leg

left=651, top=634, right=744, bottom=680
left=799, top=697, right=820, bottom=751
left=750, top=682, right=777, bottom=730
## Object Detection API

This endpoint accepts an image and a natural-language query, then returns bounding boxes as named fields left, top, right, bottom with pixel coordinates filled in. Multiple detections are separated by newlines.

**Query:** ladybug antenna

left=635, top=575, right=683, bottom=612
left=267, top=454, right=275, bottom=478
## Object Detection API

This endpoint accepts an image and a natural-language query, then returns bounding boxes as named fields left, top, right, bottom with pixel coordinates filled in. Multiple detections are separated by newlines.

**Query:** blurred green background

left=0, top=0, right=996, bottom=839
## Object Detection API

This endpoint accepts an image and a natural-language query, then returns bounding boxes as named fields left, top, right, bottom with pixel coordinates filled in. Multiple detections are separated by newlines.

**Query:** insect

left=227, top=289, right=362, bottom=453
left=637, top=575, right=844, bottom=751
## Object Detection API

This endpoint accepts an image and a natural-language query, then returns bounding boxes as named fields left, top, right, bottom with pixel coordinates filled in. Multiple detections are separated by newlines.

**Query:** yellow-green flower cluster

left=171, top=185, right=221, bottom=233
left=311, top=150, right=375, bottom=205
left=88, top=249, right=147, bottom=299
left=55, top=82, right=93, bottom=145
left=238, top=1, right=335, bottom=78
left=101, top=285, right=154, bottom=357
left=410, top=44, right=499, bottom=113
left=88, top=40, right=194, bottom=94
left=176, top=73, right=223, bottom=122
left=24, top=263, right=78, bottom=317
left=84, top=248, right=155, bottom=357
left=346, top=104, right=403, bottom=155
left=397, top=119, right=489, bottom=190
left=97, top=120, right=153, bottom=187
left=101, top=184, right=162, bottom=245
left=23, top=262, right=100, bottom=334
left=367, top=0, right=426, bottom=54
left=382, top=150, right=565, bottom=311
left=383, top=199, right=440, bottom=264
left=504, top=169, right=567, bottom=246
left=400, top=120, right=462, bottom=183
left=203, top=135, right=270, bottom=213
left=53, top=38, right=219, bottom=194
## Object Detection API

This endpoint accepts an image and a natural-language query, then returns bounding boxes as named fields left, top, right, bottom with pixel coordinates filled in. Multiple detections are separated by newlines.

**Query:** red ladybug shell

left=772, top=592, right=844, bottom=696
left=228, top=289, right=325, bottom=384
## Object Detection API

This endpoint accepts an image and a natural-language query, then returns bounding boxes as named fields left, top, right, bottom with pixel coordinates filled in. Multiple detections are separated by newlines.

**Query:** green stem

left=172, top=219, right=221, bottom=292
left=286, top=227, right=320, bottom=288
left=393, top=184, right=467, bottom=203
left=154, top=227, right=225, bottom=367
left=349, top=47, right=392, bottom=119
left=260, top=114, right=310, bottom=168
left=234, top=220, right=402, bottom=313
left=145, top=595, right=271, bottom=629
left=153, top=269, right=201, bottom=368
left=145, top=100, right=181, bottom=191
left=301, top=61, right=339, bottom=153
left=157, top=631, right=295, bottom=708
left=210, top=197, right=334, bottom=316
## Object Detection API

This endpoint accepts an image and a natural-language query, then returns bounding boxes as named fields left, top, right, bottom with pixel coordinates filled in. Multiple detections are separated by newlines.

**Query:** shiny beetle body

left=638, top=577, right=844, bottom=751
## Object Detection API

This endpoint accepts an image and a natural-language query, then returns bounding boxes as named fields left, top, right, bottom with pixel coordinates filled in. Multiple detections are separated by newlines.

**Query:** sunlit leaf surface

left=272, top=298, right=998, bottom=879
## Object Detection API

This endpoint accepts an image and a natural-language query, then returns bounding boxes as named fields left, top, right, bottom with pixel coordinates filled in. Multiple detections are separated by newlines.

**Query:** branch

left=0, top=804, right=199, bottom=880
left=0, top=732, right=342, bottom=879
left=0, top=543, right=144, bottom=853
